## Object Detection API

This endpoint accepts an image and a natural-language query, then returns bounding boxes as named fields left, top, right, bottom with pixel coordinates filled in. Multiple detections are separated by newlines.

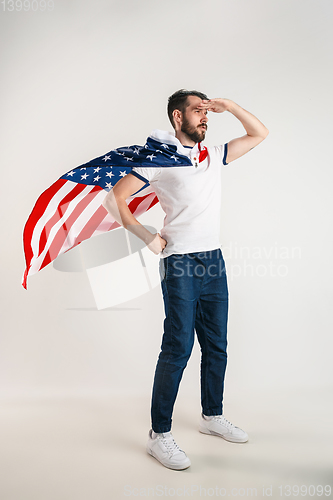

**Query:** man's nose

left=201, top=112, right=208, bottom=122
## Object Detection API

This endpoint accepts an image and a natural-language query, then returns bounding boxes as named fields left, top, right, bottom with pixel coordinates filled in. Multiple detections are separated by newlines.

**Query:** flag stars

left=133, top=148, right=140, bottom=155
left=105, top=182, right=113, bottom=189
left=93, top=175, right=101, bottom=182
left=102, top=155, right=111, bottom=162
left=81, top=173, right=89, bottom=180
left=106, top=171, right=114, bottom=178
left=80, top=167, right=87, bottom=170
left=124, top=157, right=133, bottom=161
left=119, top=171, right=127, bottom=177
left=94, top=167, right=101, bottom=173
left=161, top=144, right=169, bottom=149
left=171, top=155, right=179, bottom=162
left=67, top=171, right=75, bottom=177
left=146, top=154, right=156, bottom=161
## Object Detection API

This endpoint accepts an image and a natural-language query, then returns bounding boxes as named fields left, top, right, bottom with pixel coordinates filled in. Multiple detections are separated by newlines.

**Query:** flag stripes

left=22, top=179, right=158, bottom=288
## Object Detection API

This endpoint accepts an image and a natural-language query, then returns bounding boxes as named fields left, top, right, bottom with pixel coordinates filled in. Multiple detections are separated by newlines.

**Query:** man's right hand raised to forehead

left=198, top=97, right=269, bottom=164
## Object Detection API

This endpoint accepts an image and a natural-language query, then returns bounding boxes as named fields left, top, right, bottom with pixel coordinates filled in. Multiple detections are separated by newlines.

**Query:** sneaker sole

left=146, top=446, right=191, bottom=470
left=199, top=426, right=248, bottom=443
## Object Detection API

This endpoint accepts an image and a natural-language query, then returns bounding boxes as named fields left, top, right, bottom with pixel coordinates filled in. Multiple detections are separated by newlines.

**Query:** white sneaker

left=146, top=429, right=191, bottom=470
left=199, top=414, right=249, bottom=443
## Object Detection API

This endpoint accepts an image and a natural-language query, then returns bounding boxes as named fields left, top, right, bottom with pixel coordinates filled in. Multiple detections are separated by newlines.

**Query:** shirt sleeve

left=211, top=143, right=229, bottom=166
left=130, top=166, right=161, bottom=184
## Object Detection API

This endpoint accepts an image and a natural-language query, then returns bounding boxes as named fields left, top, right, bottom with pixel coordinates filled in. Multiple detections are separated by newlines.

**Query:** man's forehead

left=186, top=95, right=204, bottom=108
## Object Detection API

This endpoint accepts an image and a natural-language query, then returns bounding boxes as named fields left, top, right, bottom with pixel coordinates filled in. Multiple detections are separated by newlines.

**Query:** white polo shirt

left=130, top=129, right=229, bottom=258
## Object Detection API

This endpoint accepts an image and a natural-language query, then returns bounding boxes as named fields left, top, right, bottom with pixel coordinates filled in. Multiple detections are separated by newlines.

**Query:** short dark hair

left=167, top=89, right=209, bottom=129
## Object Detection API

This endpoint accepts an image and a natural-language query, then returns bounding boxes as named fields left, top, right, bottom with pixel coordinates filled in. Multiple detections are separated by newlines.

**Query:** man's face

left=180, top=95, right=208, bottom=143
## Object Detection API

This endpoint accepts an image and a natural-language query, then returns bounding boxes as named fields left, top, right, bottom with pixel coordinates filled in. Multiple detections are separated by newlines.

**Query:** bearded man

left=103, top=89, right=269, bottom=470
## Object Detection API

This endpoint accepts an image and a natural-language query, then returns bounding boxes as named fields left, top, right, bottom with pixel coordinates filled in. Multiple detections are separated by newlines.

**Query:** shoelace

left=212, top=415, right=235, bottom=430
left=159, top=433, right=182, bottom=456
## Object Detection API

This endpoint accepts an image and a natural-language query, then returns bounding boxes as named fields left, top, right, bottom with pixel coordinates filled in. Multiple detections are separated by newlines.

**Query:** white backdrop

left=1, top=0, right=333, bottom=496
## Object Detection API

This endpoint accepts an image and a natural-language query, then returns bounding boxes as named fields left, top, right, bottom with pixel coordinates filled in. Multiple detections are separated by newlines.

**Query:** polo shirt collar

left=149, top=129, right=200, bottom=156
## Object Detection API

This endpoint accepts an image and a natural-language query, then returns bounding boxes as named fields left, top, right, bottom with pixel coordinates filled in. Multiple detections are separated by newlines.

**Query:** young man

left=103, top=89, right=269, bottom=470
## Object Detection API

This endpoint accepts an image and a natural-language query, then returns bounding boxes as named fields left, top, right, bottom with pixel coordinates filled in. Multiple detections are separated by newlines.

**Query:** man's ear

left=173, top=109, right=182, bottom=127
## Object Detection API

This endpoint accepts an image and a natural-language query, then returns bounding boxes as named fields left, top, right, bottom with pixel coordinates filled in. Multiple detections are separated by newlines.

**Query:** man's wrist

left=226, top=100, right=237, bottom=113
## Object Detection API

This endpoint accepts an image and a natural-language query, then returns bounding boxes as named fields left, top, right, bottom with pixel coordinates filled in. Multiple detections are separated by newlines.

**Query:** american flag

left=22, top=132, right=207, bottom=289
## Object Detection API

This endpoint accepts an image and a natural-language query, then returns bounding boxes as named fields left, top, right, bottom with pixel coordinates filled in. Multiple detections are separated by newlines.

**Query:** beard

left=181, top=115, right=207, bottom=143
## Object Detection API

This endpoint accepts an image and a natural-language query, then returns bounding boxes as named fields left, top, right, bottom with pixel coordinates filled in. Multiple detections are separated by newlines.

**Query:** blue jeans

left=151, top=248, right=229, bottom=433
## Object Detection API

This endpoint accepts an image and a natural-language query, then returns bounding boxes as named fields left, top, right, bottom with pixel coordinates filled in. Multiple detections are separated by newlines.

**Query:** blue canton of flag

left=63, top=136, right=193, bottom=192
